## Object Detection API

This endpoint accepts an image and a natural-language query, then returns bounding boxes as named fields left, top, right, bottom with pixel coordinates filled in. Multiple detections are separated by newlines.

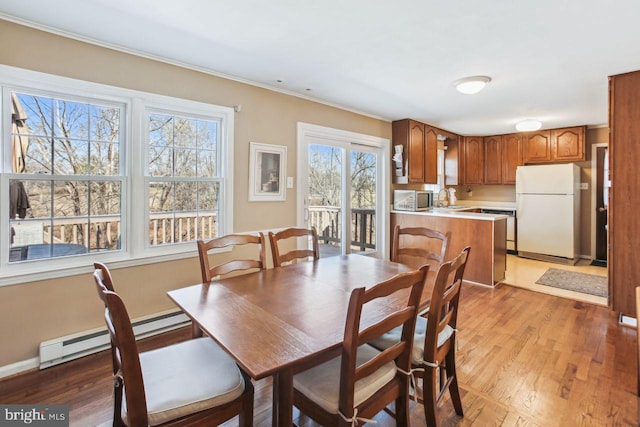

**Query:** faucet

left=438, top=187, right=449, bottom=207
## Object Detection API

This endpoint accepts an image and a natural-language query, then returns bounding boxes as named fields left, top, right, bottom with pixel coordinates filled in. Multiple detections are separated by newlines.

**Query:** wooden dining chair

left=268, top=227, right=320, bottom=267
left=197, top=233, right=266, bottom=282
left=370, top=246, right=471, bottom=427
left=391, top=225, right=450, bottom=270
left=92, top=265, right=254, bottom=427
left=195, top=233, right=266, bottom=338
left=94, top=261, right=116, bottom=292
left=291, top=266, right=428, bottom=426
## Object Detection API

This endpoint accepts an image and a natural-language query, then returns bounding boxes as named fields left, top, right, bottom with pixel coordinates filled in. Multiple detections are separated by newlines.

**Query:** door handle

left=598, top=207, right=607, bottom=212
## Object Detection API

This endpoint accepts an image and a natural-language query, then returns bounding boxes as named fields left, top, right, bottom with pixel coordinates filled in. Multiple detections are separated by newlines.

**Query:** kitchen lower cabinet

left=391, top=212, right=506, bottom=286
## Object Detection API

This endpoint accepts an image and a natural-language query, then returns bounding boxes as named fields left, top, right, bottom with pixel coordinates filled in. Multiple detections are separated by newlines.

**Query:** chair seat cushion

left=123, top=337, right=245, bottom=426
left=369, top=316, right=454, bottom=364
left=293, top=344, right=397, bottom=414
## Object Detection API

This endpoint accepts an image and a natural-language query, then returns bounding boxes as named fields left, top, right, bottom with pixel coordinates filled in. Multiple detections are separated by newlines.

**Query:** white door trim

left=296, top=122, right=390, bottom=258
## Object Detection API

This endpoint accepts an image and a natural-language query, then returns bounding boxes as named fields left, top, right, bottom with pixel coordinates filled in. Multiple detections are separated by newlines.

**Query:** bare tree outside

left=9, top=92, right=122, bottom=259
left=308, top=144, right=377, bottom=253
left=147, top=113, right=220, bottom=245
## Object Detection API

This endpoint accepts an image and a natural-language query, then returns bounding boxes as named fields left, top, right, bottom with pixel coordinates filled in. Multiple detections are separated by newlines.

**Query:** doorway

left=591, top=142, right=608, bottom=264
left=297, top=123, right=389, bottom=258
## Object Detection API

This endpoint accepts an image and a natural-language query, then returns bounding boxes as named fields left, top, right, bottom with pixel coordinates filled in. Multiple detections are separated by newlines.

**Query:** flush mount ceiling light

left=453, top=76, right=491, bottom=95
left=515, top=119, right=543, bottom=132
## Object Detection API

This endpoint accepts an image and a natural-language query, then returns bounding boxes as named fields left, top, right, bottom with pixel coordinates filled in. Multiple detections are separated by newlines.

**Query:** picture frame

left=248, top=142, right=287, bottom=201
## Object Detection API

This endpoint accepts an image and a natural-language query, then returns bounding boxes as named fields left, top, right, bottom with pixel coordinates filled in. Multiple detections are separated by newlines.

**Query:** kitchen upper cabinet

left=392, top=119, right=437, bottom=184
left=523, top=126, right=585, bottom=164
left=463, top=136, right=484, bottom=184
left=484, top=135, right=502, bottom=184
left=553, top=126, right=585, bottom=161
left=424, top=126, right=438, bottom=184
left=407, top=120, right=425, bottom=182
left=523, top=130, right=552, bottom=163
left=501, top=133, right=523, bottom=184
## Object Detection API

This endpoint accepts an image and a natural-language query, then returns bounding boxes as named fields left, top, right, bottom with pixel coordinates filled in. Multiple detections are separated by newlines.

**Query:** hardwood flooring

left=1, top=281, right=637, bottom=426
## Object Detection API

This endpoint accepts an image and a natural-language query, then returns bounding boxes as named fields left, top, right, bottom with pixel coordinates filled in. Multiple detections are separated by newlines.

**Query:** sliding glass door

left=297, top=124, right=387, bottom=258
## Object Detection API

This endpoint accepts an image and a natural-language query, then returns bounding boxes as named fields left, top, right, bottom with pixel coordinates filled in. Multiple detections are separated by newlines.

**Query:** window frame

left=0, top=65, right=234, bottom=286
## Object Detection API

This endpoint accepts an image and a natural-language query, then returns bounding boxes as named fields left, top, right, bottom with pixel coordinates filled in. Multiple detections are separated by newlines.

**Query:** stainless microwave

left=393, top=190, right=433, bottom=211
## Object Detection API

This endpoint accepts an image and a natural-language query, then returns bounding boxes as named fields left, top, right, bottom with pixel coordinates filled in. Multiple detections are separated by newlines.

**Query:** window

left=146, top=111, right=221, bottom=246
left=8, top=91, right=123, bottom=262
left=0, top=65, right=234, bottom=284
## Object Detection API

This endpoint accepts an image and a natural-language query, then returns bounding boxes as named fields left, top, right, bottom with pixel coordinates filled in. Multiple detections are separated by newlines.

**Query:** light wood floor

left=1, top=276, right=636, bottom=426
left=503, top=254, right=608, bottom=306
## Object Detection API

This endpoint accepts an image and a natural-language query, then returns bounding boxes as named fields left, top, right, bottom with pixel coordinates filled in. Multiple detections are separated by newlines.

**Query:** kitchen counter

left=391, top=208, right=508, bottom=220
left=392, top=210, right=507, bottom=287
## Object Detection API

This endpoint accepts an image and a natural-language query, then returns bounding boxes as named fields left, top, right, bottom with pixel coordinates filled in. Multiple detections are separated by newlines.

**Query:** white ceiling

left=2, top=0, right=640, bottom=136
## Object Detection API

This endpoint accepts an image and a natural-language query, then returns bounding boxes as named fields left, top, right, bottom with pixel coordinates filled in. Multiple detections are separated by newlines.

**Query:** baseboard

left=517, top=251, right=578, bottom=266
left=1, top=309, right=191, bottom=379
left=0, top=357, right=39, bottom=380
left=619, top=313, right=637, bottom=329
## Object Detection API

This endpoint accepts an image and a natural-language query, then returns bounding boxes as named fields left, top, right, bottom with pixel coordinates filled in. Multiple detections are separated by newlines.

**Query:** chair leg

left=239, top=372, right=254, bottom=427
left=423, top=366, right=439, bottom=427
left=113, top=377, right=126, bottom=427
left=445, top=349, right=463, bottom=417
left=394, top=380, right=410, bottom=427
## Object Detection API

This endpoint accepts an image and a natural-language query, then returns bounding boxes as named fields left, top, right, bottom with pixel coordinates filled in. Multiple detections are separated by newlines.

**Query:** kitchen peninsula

left=391, top=209, right=507, bottom=286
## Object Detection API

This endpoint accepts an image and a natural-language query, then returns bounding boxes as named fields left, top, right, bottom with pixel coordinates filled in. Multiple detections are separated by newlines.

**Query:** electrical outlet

left=579, top=182, right=589, bottom=190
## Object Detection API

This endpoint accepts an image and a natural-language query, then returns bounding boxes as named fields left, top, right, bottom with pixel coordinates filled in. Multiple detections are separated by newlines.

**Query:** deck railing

left=308, top=206, right=376, bottom=252
left=11, top=207, right=376, bottom=254
left=10, top=212, right=218, bottom=251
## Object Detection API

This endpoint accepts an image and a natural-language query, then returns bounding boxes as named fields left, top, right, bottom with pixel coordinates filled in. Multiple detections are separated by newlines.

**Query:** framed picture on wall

left=248, top=142, right=287, bottom=201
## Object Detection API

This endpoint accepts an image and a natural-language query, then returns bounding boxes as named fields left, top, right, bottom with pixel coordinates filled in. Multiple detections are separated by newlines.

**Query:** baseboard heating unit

left=39, top=309, right=190, bottom=369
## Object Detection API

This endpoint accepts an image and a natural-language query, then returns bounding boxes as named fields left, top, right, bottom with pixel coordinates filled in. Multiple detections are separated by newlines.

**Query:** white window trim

left=0, top=65, right=234, bottom=286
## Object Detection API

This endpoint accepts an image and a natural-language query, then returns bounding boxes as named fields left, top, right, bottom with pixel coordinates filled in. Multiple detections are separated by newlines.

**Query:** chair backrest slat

left=391, top=225, right=450, bottom=270
left=197, top=233, right=266, bottom=282
left=269, top=227, right=320, bottom=267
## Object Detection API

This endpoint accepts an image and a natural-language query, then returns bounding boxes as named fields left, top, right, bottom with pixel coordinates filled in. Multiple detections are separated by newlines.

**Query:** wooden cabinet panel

left=502, top=133, right=522, bottom=184
left=609, top=72, right=640, bottom=316
left=523, top=130, right=552, bottom=163
left=463, top=136, right=484, bottom=184
left=392, top=119, right=439, bottom=184
left=408, top=120, right=425, bottom=182
left=484, top=135, right=502, bottom=184
left=424, top=126, right=438, bottom=184
left=444, top=137, right=462, bottom=186
left=553, top=126, right=585, bottom=161
left=523, top=126, right=585, bottom=164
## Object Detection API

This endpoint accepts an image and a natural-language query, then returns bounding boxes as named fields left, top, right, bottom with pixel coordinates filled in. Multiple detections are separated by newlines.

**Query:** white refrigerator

left=516, top=163, right=580, bottom=261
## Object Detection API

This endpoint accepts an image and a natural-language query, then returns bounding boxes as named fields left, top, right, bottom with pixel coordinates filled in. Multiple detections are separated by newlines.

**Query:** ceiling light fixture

left=453, top=76, right=491, bottom=95
left=515, top=119, right=542, bottom=132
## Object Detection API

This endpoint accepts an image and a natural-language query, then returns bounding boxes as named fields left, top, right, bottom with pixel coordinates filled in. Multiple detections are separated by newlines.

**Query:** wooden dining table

left=167, top=253, right=434, bottom=426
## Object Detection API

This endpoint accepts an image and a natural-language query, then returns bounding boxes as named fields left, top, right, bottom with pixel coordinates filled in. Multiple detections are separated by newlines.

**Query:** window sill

left=0, top=246, right=232, bottom=287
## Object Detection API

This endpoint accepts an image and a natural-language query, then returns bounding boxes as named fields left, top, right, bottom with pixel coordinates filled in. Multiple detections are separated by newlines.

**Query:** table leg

left=272, top=369, right=294, bottom=427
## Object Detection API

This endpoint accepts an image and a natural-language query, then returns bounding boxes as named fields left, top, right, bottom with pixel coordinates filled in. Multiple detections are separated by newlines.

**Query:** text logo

left=0, top=405, right=68, bottom=426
